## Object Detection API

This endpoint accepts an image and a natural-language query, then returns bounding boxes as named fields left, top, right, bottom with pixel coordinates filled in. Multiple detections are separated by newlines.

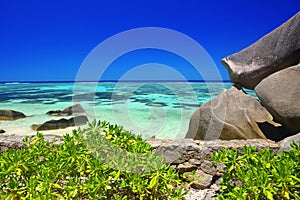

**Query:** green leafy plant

left=212, top=142, right=300, bottom=200
left=0, top=120, right=186, bottom=199
left=83, top=120, right=165, bottom=173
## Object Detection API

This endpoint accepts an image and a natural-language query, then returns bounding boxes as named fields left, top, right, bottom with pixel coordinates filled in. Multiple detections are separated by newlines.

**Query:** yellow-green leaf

left=282, top=190, right=289, bottom=199
left=106, top=134, right=112, bottom=140
left=149, top=176, right=158, bottom=189
left=53, top=183, right=62, bottom=189
left=16, top=168, right=22, bottom=176
left=265, top=190, right=273, bottom=200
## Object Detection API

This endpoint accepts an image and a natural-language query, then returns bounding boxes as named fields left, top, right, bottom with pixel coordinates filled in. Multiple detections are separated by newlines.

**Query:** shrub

left=0, top=120, right=186, bottom=199
left=212, top=142, right=300, bottom=200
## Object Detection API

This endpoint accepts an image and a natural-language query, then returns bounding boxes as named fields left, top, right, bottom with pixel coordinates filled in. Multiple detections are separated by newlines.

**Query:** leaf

left=16, top=168, right=22, bottom=176
left=71, top=188, right=78, bottom=197
left=149, top=175, right=158, bottom=189
left=264, top=190, right=274, bottom=200
left=114, top=170, right=120, bottom=181
left=282, top=190, right=289, bottom=199
left=53, top=183, right=62, bottom=189
left=120, top=180, right=128, bottom=188
left=106, top=134, right=112, bottom=140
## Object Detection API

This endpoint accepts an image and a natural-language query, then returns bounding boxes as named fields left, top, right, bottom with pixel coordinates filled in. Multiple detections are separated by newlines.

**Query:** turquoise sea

left=0, top=82, right=256, bottom=139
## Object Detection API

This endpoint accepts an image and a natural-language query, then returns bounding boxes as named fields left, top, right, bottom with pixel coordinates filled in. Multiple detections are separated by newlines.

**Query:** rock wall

left=148, top=139, right=278, bottom=189
left=0, top=134, right=62, bottom=154
left=148, top=135, right=299, bottom=199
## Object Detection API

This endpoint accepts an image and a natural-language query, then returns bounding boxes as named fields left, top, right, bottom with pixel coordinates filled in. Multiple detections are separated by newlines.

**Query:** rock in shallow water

left=0, top=110, right=26, bottom=120
left=146, top=102, right=168, bottom=107
left=31, top=116, right=88, bottom=131
left=255, top=64, right=300, bottom=133
left=221, top=11, right=300, bottom=89
left=46, top=104, right=86, bottom=116
left=185, top=86, right=281, bottom=140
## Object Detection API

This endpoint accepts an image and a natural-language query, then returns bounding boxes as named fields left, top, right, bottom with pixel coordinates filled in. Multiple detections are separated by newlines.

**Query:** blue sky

left=0, top=0, right=299, bottom=82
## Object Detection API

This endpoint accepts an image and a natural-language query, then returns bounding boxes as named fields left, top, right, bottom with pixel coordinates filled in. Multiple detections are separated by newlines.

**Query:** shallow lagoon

left=0, top=82, right=257, bottom=139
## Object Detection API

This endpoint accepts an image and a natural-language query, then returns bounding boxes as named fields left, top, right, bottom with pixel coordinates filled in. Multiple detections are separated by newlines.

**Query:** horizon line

left=0, top=80, right=232, bottom=84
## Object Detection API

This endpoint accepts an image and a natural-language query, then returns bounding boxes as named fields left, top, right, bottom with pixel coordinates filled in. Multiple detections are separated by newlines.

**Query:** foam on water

left=0, top=82, right=256, bottom=139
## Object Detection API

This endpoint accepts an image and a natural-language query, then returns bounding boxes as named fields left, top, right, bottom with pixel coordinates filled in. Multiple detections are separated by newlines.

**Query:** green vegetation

left=1, top=119, right=299, bottom=200
left=0, top=120, right=186, bottom=199
left=212, top=142, right=300, bottom=200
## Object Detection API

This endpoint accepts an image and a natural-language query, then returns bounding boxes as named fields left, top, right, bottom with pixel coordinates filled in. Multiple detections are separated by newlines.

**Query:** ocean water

left=0, top=82, right=257, bottom=139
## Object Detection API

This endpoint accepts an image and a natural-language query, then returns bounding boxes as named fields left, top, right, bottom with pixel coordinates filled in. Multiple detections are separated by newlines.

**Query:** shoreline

left=0, top=125, right=87, bottom=137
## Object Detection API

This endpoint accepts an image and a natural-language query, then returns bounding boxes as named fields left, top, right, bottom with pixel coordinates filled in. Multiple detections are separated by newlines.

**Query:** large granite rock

left=31, top=115, right=88, bottom=131
left=0, top=129, right=5, bottom=134
left=0, top=110, right=26, bottom=120
left=221, top=11, right=300, bottom=89
left=255, top=64, right=300, bottom=133
left=185, top=86, right=281, bottom=140
left=46, top=104, right=86, bottom=116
